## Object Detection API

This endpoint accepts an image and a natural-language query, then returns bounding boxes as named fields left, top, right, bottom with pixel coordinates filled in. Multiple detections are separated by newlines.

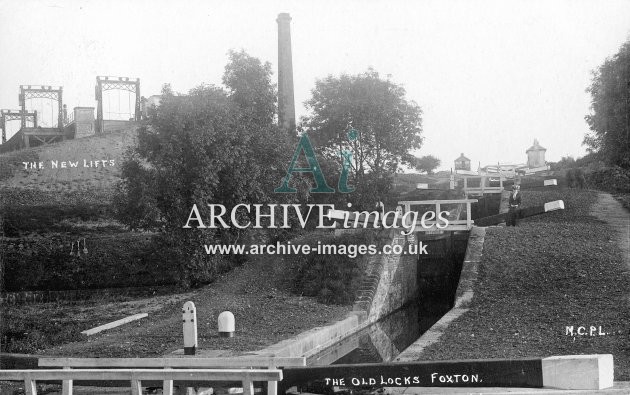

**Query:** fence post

left=131, top=379, right=142, bottom=395
left=466, top=202, right=472, bottom=229
left=62, top=366, right=73, bottom=395
left=242, top=377, right=254, bottom=395
left=24, top=379, right=37, bottom=395
left=435, top=203, right=441, bottom=230
left=268, top=360, right=278, bottom=395
left=163, top=367, right=174, bottom=395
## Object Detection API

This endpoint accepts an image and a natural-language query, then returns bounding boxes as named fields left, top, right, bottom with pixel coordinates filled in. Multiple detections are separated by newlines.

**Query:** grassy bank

left=417, top=188, right=630, bottom=380
left=2, top=230, right=367, bottom=356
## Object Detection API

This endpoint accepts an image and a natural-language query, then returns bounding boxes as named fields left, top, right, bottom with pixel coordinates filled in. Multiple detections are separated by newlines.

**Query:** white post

left=131, top=380, right=142, bottom=395
left=183, top=301, right=197, bottom=355
left=163, top=367, right=174, bottom=395
left=267, top=361, right=278, bottom=395
left=24, top=379, right=37, bottom=395
left=435, top=203, right=441, bottom=230
left=62, top=366, right=73, bottom=395
left=466, top=202, right=472, bottom=229
left=242, top=378, right=254, bottom=395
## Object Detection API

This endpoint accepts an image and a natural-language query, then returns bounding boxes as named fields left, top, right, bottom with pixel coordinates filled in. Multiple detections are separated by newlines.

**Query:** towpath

left=589, top=192, right=630, bottom=272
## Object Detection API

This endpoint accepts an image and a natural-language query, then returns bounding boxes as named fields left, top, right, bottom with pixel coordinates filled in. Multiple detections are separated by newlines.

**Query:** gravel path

left=590, top=192, right=630, bottom=272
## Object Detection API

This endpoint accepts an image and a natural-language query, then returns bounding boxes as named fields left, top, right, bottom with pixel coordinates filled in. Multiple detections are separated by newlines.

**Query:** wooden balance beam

left=475, top=200, right=564, bottom=226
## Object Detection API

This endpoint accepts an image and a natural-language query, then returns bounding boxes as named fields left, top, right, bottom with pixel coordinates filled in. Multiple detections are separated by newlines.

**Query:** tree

left=414, top=155, right=441, bottom=174
left=584, top=39, right=630, bottom=168
left=223, top=49, right=277, bottom=129
left=113, top=51, right=292, bottom=287
left=301, top=69, right=423, bottom=204
left=549, top=155, right=576, bottom=171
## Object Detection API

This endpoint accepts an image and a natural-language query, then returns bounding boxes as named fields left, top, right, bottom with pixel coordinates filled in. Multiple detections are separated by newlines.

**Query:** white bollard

left=218, top=311, right=235, bottom=337
left=182, top=301, right=197, bottom=355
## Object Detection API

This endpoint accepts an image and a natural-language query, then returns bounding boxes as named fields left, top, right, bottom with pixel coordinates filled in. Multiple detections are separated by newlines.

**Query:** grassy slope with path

left=417, top=188, right=630, bottom=380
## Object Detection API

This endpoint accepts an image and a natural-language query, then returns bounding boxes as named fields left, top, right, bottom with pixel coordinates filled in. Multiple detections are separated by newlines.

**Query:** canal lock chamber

left=310, top=194, right=501, bottom=366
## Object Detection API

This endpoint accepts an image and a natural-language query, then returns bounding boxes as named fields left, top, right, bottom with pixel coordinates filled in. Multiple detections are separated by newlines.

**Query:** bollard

left=218, top=311, right=235, bottom=337
left=182, top=301, right=197, bottom=355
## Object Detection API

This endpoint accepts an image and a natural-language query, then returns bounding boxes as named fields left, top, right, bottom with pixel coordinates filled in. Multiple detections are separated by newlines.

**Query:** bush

left=1, top=203, right=110, bottom=235
left=585, top=166, right=630, bottom=193
left=566, top=168, right=586, bottom=189
left=3, top=234, right=179, bottom=291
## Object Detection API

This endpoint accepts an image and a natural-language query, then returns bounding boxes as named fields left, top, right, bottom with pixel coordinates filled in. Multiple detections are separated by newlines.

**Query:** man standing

left=507, top=185, right=522, bottom=226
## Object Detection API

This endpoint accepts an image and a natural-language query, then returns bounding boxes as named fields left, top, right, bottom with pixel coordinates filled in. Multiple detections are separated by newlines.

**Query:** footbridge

left=326, top=198, right=478, bottom=233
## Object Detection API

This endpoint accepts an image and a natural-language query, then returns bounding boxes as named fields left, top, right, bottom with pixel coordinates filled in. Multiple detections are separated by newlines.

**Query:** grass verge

left=417, top=188, right=630, bottom=380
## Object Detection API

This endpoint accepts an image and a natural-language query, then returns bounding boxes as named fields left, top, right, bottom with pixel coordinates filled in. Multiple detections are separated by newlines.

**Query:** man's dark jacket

left=509, top=192, right=521, bottom=207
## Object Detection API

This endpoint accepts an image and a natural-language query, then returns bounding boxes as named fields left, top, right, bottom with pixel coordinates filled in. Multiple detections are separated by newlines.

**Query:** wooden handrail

left=0, top=368, right=282, bottom=395
left=38, top=356, right=305, bottom=368
left=398, top=199, right=478, bottom=205
left=0, top=368, right=282, bottom=381
left=398, top=199, right=478, bottom=231
left=37, top=356, right=302, bottom=395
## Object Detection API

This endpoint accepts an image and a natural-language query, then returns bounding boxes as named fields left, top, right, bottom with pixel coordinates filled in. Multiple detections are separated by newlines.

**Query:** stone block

left=542, top=354, right=613, bottom=390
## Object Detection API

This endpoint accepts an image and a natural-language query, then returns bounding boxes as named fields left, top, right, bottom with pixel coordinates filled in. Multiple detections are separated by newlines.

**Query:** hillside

left=0, top=124, right=170, bottom=295
left=0, top=125, right=138, bottom=195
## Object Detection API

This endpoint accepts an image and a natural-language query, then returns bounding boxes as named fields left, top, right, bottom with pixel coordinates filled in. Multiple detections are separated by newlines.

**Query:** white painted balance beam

left=543, top=179, right=558, bottom=186
left=544, top=200, right=564, bottom=212
left=542, top=354, right=613, bottom=390
left=81, top=313, right=148, bottom=336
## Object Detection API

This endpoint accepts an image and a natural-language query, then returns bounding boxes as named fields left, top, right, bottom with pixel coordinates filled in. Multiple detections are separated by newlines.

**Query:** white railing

left=398, top=199, right=478, bottom=231
left=0, top=356, right=306, bottom=395
left=0, top=368, right=282, bottom=395
left=63, top=111, right=74, bottom=126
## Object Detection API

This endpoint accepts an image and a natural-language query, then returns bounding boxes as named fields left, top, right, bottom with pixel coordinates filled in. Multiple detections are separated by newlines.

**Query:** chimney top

left=277, top=12, right=291, bottom=22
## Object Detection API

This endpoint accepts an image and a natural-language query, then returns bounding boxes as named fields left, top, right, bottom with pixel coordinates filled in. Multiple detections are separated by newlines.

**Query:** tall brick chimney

left=277, top=13, right=296, bottom=133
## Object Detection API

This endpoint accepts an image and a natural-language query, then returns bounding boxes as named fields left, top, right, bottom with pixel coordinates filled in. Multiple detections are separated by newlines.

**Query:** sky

left=1, top=0, right=629, bottom=170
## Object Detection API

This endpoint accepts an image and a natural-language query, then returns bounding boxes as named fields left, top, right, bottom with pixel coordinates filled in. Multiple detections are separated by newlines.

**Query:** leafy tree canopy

left=302, top=69, right=424, bottom=180
left=113, top=50, right=291, bottom=286
left=584, top=39, right=630, bottom=168
left=414, top=155, right=441, bottom=174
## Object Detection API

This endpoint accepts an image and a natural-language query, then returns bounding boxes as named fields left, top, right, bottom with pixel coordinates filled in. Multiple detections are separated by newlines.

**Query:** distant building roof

left=526, top=139, right=546, bottom=152
left=455, top=153, right=470, bottom=161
